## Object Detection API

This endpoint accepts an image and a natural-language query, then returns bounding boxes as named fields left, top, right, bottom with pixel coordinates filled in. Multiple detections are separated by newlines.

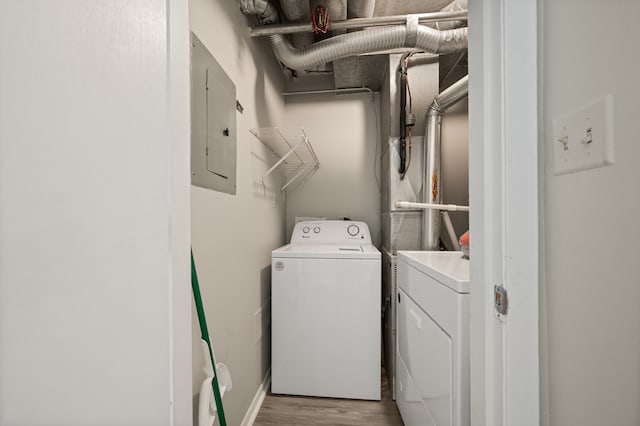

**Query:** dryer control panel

left=291, top=220, right=372, bottom=244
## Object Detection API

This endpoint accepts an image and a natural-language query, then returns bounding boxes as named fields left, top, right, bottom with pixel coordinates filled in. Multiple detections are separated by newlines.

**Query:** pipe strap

left=404, top=15, right=419, bottom=47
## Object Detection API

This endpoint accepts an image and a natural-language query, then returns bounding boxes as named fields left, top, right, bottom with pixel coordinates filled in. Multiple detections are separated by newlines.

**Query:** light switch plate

left=552, top=94, right=615, bottom=175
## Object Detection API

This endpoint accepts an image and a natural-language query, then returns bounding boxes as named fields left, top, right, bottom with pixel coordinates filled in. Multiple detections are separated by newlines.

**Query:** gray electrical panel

left=191, top=32, right=237, bottom=194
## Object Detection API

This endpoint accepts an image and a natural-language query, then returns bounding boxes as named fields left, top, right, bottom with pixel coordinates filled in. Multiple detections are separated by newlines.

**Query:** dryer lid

left=397, top=251, right=470, bottom=293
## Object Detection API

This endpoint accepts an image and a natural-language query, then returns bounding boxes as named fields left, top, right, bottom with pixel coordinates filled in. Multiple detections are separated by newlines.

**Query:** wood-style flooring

left=253, top=369, right=403, bottom=425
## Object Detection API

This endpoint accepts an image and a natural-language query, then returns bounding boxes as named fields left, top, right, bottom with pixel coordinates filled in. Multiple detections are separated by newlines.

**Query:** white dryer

left=271, top=220, right=381, bottom=400
left=396, top=251, right=470, bottom=426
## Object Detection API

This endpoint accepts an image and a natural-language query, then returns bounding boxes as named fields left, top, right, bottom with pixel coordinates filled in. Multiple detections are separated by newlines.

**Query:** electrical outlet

left=552, top=94, right=615, bottom=175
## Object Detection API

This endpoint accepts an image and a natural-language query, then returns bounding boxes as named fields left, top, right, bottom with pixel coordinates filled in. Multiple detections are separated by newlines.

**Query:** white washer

left=396, top=251, right=470, bottom=426
left=271, top=220, right=381, bottom=400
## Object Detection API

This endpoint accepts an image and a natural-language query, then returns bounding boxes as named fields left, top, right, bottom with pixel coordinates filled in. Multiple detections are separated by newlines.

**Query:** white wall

left=0, top=1, right=192, bottom=425
left=283, top=93, right=381, bottom=244
left=189, top=0, right=287, bottom=424
left=541, top=1, right=640, bottom=425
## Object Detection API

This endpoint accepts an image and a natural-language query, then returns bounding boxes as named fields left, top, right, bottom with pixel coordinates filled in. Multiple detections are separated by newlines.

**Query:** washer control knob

left=313, top=226, right=321, bottom=233
left=302, top=226, right=310, bottom=234
left=347, top=224, right=360, bottom=236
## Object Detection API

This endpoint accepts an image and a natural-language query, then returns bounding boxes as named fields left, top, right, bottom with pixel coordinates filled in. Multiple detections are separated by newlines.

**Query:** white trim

left=240, top=368, right=271, bottom=426
left=502, top=0, right=540, bottom=424
left=468, top=1, right=540, bottom=425
left=167, top=0, right=193, bottom=424
left=468, top=1, right=505, bottom=424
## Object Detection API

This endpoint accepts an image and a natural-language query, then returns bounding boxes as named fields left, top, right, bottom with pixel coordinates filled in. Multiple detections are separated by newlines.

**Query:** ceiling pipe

left=240, top=0, right=467, bottom=70
left=283, top=87, right=375, bottom=96
left=248, top=10, right=467, bottom=37
left=422, top=75, right=469, bottom=251
left=348, top=0, right=376, bottom=19
left=433, top=0, right=468, bottom=30
left=396, top=201, right=469, bottom=211
left=268, top=25, right=467, bottom=70
left=239, top=0, right=279, bottom=24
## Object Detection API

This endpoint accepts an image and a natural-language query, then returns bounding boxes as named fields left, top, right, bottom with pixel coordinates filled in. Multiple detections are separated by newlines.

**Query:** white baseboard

left=240, top=368, right=270, bottom=426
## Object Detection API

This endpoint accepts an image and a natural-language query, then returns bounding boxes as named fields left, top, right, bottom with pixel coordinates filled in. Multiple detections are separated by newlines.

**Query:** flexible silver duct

left=239, top=0, right=279, bottom=24
left=240, top=0, right=467, bottom=70
left=249, top=11, right=468, bottom=37
left=434, top=0, right=468, bottom=30
left=422, top=75, right=468, bottom=250
left=268, top=25, right=467, bottom=70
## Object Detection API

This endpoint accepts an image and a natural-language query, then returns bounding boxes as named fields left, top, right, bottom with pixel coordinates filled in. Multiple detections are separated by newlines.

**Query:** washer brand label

left=274, top=261, right=285, bottom=271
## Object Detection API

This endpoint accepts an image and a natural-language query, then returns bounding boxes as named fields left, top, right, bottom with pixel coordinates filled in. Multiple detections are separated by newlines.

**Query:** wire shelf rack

left=250, top=127, right=320, bottom=192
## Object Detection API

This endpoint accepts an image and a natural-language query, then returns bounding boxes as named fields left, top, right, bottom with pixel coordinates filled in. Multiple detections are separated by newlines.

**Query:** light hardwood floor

left=253, top=369, right=403, bottom=425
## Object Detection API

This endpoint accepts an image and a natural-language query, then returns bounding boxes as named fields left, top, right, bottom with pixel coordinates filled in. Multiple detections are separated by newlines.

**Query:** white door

left=468, top=1, right=540, bottom=425
left=0, top=2, right=192, bottom=424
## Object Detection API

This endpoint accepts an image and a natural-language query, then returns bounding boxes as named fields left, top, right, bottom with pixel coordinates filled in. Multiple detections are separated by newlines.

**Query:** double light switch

left=552, top=94, right=615, bottom=175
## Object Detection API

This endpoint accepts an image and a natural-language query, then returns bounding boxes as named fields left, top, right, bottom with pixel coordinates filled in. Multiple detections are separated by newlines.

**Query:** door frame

left=468, top=1, right=540, bottom=425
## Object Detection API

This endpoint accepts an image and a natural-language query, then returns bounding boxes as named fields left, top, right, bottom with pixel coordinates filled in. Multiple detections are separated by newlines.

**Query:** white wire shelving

left=250, top=127, right=320, bottom=192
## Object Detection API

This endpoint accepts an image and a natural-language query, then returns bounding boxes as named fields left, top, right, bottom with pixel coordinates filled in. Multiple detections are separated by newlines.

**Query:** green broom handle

left=191, top=251, right=227, bottom=426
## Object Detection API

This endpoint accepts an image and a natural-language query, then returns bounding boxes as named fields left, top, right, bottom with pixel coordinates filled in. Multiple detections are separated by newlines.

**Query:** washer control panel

left=291, top=220, right=372, bottom=244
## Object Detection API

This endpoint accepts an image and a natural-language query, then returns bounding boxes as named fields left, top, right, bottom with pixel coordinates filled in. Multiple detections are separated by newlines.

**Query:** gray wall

left=383, top=53, right=469, bottom=248
left=0, top=1, right=192, bottom=424
left=541, top=1, right=640, bottom=425
left=283, top=93, right=382, bottom=245
left=441, top=98, right=469, bottom=247
left=281, top=56, right=469, bottom=250
left=189, top=0, right=287, bottom=424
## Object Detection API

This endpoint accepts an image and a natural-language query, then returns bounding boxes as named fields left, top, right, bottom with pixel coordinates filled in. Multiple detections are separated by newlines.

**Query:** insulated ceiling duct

left=240, top=0, right=468, bottom=89
left=278, top=0, right=314, bottom=50
left=268, top=24, right=466, bottom=70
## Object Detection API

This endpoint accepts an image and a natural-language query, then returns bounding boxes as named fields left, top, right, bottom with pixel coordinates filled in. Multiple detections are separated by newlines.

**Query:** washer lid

left=273, top=243, right=380, bottom=260
left=398, top=251, right=470, bottom=293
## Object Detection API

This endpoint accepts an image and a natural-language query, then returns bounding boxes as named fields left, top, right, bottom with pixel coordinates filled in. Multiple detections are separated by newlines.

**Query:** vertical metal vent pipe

left=422, top=74, right=468, bottom=250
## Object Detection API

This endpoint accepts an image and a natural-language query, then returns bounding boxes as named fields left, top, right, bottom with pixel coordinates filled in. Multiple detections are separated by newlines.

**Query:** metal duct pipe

left=348, top=0, right=376, bottom=19
left=268, top=25, right=467, bottom=70
left=431, top=74, right=469, bottom=112
left=239, top=0, right=279, bottom=24
left=434, top=0, right=468, bottom=30
left=249, top=10, right=468, bottom=37
left=422, top=75, right=468, bottom=250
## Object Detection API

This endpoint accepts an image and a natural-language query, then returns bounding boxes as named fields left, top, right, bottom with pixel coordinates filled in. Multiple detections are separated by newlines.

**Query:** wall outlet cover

left=552, top=94, right=615, bottom=175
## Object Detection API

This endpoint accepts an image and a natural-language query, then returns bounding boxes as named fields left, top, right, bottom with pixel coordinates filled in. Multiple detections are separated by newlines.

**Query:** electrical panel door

left=191, top=32, right=237, bottom=194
